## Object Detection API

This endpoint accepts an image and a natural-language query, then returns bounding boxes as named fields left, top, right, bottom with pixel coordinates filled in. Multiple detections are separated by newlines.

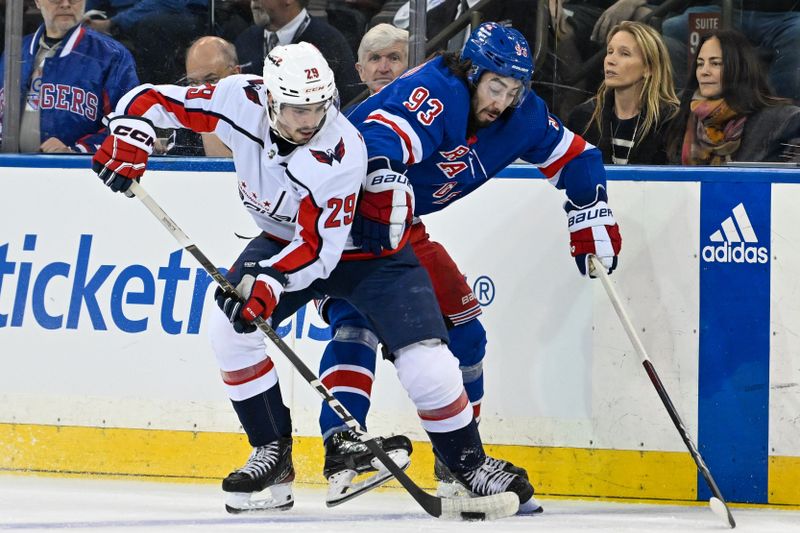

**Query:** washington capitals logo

left=310, top=137, right=346, bottom=165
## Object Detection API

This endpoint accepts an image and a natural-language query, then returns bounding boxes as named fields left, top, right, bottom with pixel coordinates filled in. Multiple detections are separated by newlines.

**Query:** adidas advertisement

left=698, top=182, right=770, bottom=502
left=701, top=202, right=769, bottom=264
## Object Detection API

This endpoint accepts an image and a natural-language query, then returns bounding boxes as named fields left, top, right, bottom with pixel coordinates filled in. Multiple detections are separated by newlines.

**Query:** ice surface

left=0, top=475, right=797, bottom=532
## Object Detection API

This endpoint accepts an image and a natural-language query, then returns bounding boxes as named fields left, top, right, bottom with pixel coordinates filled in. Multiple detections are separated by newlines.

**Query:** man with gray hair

left=355, top=23, right=408, bottom=95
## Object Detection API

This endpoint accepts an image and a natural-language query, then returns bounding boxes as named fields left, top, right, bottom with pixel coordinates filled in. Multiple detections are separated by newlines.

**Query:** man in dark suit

left=235, top=0, right=362, bottom=103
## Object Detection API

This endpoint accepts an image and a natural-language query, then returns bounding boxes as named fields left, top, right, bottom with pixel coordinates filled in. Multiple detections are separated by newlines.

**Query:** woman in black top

left=567, top=21, right=679, bottom=165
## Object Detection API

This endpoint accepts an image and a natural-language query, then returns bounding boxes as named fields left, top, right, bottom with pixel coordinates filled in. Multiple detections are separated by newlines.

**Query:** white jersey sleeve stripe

left=364, top=110, right=422, bottom=165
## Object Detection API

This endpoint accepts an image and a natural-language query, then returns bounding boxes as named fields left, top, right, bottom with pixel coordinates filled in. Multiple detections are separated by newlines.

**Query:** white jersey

left=114, top=75, right=367, bottom=291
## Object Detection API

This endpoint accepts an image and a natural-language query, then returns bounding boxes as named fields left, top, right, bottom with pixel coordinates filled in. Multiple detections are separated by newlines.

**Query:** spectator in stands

left=0, top=0, right=138, bottom=153
left=235, top=0, right=362, bottom=103
left=666, top=30, right=800, bottom=165
left=588, top=0, right=655, bottom=44
left=355, top=23, right=407, bottom=95
left=661, top=1, right=800, bottom=102
left=165, top=36, right=240, bottom=157
left=83, top=0, right=208, bottom=84
left=392, top=0, right=538, bottom=53
left=567, top=21, right=679, bottom=165
left=555, top=2, right=684, bottom=111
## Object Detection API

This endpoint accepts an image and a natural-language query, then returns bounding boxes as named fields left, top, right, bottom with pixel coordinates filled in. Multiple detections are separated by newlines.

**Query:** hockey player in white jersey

left=92, top=42, right=534, bottom=515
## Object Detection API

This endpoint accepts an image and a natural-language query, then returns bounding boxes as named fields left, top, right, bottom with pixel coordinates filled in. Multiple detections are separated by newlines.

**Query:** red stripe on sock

left=321, top=370, right=373, bottom=396
left=418, top=390, right=469, bottom=421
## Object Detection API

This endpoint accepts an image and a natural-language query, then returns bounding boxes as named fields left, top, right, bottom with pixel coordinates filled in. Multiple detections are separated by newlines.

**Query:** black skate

left=323, top=430, right=413, bottom=507
left=434, top=455, right=529, bottom=499
left=222, top=437, right=295, bottom=513
left=451, top=456, right=543, bottom=514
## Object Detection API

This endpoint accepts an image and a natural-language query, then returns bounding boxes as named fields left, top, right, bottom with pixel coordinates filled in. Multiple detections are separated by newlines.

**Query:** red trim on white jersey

left=272, top=194, right=323, bottom=274
left=340, top=228, right=411, bottom=261
left=364, top=110, right=422, bottom=165
left=539, top=130, right=588, bottom=178
left=127, top=88, right=220, bottom=132
left=220, top=357, right=275, bottom=386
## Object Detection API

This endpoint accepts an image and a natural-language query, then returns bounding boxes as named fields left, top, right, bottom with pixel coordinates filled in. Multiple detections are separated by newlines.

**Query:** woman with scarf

left=667, top=30, right=800, bottom=165
left=567, top=21, right=680, bottom=165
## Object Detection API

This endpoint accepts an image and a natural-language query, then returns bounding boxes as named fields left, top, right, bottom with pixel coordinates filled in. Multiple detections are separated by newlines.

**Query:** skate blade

left=325, top=450, right=410, bottom=507
left=518, top=495, right=544, bottom=514
left=439, top=491, right=519, bottom=521
left=225, top=482, right=294, bottom=513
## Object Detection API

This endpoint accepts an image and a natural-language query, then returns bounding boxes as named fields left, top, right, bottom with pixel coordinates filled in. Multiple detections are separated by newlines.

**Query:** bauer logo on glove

left=352, top=161, right=415, bottom=255
left=564, top=184, right=622, bottom=277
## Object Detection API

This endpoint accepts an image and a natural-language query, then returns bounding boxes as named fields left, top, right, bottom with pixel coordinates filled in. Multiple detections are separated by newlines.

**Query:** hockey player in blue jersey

left=316, top=22, right=622, bottom=512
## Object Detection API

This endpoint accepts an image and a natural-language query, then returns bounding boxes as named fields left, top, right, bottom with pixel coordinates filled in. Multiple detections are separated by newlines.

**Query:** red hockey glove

left=352, top=166, right=414, bottom=255
left=564, top=185, right=622, bottom=277
left=215, top=263, right=287, bottom=334
left=92, top=116, right=156, bottom=193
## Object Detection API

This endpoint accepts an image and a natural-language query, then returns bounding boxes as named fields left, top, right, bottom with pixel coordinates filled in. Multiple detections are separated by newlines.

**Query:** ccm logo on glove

left=111, top=125, right=155, bottom=148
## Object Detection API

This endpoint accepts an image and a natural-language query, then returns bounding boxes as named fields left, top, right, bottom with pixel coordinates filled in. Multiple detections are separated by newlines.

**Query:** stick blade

left=439, top=492, right=519, bottom=521
left=709, top=497, right=736, bottom=528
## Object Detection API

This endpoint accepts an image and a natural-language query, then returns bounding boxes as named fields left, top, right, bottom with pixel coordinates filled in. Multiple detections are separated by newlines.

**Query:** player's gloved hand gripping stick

left=92, top=115, right=156, bottom=193
left=565, top=185, right=622, bottom=277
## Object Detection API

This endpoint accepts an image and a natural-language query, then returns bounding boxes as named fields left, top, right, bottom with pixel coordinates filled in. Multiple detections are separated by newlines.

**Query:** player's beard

left=468, top=107, right=498, bottom=136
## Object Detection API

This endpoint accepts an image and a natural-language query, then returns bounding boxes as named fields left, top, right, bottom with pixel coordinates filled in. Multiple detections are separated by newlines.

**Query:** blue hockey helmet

left=462, top=22, right=534, bottom=105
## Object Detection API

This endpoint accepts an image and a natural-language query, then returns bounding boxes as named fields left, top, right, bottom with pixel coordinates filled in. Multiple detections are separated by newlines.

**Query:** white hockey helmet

left=263, top=42, right=338, bottom=107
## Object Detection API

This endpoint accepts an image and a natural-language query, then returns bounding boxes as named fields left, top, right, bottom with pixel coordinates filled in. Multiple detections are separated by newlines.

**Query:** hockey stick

left=126, top=180, right=518, bottom=521
left=588, top=255, right=735, bottom=529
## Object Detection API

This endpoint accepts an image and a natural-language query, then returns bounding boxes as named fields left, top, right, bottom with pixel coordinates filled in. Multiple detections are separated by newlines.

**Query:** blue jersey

left=346, top=56, right=606, bottom=215
left=0, top=24, right=139, bottom=152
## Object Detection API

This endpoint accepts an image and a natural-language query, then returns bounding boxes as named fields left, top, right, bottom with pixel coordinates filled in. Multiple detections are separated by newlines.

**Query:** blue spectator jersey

left=0, top=24, right=139, bottom=152
left=346, top=56, right=607, bottom=215
left=85, top=0, right=208, bottom=32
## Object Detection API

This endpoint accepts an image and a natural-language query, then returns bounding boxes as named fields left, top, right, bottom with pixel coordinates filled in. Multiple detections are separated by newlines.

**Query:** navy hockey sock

left=231, top=382, right=292, bottom=447
left=427, top=419, right=485, bottom=473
